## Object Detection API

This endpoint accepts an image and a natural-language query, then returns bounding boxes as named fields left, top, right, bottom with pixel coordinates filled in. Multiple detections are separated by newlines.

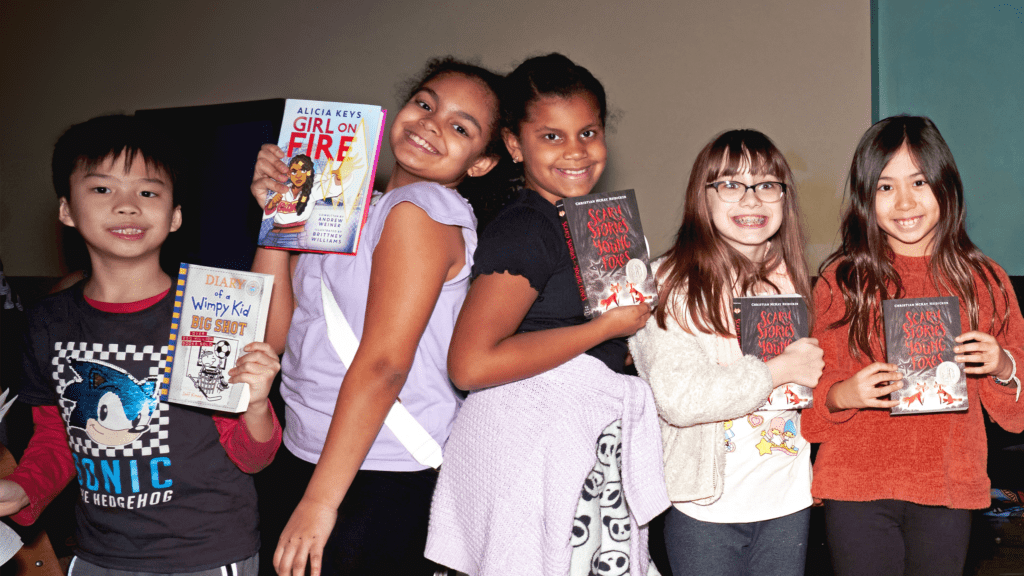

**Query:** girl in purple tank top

left=249, top=59, right=505, bottom=576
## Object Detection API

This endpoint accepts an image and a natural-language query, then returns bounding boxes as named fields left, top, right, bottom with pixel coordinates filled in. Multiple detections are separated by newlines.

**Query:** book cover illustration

left=734, top=295, right=813, bottom=410
left=161, top=264, right=274, bottom=412
left=556, top=189, right=658, bottom=319
left=883, top=296, right=967, bottom=415
left=258, top=99, right=387, bottom=255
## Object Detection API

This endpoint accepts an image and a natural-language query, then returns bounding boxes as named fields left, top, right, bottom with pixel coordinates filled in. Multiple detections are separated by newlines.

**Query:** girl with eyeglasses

left=630, top=129, right=824, bottom=576
left=801, top=116, right=1024, bottom=576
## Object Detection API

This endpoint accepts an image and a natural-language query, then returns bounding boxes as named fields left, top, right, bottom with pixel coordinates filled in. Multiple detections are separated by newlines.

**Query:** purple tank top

left=281, top=181, right=477, bottom=471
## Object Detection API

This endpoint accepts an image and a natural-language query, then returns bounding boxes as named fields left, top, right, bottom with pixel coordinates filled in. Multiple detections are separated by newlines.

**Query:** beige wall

left=0, top=0, right=870, bottom=277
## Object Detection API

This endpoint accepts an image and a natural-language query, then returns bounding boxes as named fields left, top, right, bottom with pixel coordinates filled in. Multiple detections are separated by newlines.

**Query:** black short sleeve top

left=472, top=189, right=627, bottom=372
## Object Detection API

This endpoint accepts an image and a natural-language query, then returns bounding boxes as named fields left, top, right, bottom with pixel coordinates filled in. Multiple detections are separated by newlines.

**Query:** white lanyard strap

left=320, top=276, right=443, bottom=468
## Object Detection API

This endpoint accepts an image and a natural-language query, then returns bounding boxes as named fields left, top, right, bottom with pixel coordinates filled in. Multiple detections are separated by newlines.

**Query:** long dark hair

left=655, top=130, right=812, bottom=336
left=819, top=115, right=1009, bottom=359
left=288, top=154, right=316, bottom=216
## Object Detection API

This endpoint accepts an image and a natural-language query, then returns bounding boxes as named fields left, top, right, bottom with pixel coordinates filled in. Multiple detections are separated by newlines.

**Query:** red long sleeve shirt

left=802, top=254, right=1024, bottom=509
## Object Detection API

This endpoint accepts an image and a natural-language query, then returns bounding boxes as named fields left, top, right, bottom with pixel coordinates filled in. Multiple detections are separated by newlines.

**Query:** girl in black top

left=430, top=53, right=660, bottom=575
left=448, top=53, right=649, bottom=389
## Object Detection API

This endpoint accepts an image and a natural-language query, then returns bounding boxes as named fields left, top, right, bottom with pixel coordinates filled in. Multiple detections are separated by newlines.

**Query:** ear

left=58, top=198, right=77, bottom=228
left=170, top=205, right=183, bottom=233
left=502, top=128, right=523, bottom=163
left=465, top=154, right=498, bottom=179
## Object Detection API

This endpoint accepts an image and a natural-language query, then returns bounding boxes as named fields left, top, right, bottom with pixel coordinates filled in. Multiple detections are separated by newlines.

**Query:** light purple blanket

left=426, top=354, right=670, bottom=575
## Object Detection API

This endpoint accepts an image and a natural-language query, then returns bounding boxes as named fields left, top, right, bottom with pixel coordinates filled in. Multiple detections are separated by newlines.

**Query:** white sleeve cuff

left=994, top=349, right=1020, bottom=401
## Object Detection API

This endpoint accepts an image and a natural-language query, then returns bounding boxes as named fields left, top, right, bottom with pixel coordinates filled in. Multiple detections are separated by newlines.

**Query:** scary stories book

left=883, top=296, right=967, bottom=415
left=734, top=295, right=813, bottom=410
left=161, top=264, right=274, bottom=412
left=258, top=99, right=386, bottom=255
left=555, top=189, right=658, bottom=318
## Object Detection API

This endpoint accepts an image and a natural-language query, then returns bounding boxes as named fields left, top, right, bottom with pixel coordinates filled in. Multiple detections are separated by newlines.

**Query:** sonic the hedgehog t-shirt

left=19, top=283, right=259, bottom=572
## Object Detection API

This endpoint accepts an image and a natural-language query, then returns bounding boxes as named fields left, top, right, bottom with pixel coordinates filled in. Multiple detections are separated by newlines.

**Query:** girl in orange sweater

left=802, top=115, right=1024, bottom=576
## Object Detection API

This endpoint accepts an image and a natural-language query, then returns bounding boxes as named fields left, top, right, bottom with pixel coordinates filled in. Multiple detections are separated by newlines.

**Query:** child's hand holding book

left=765, top=337, right=825, bottom=390
left=955, top=331, right=1014, bottom=380
left=825, top=362, right=903, bottom=412
left=594, top=302, right=652, bottom=340
left=228, top=341, right=280, bottom=443
left=251, top=143, right=289, bottom=209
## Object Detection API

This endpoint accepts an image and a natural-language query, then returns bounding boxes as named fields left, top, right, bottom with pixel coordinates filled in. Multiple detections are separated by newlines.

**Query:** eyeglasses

left=706, top=181, right=786, bottom=203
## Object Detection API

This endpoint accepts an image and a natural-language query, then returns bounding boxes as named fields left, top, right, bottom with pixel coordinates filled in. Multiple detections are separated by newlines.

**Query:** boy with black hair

left=0, top=114, right=281, bottom=575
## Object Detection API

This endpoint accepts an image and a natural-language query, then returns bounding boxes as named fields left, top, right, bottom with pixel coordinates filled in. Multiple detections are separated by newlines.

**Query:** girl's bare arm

left=250, top=144, right=298, bottom=354
left=448, top=272, right=650, bottom=391
left=273, top=202, right=464, bottom=576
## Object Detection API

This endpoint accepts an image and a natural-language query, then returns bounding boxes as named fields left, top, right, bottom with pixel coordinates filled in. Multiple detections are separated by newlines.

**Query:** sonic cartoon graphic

left=62, top=359, right=159, bottom=447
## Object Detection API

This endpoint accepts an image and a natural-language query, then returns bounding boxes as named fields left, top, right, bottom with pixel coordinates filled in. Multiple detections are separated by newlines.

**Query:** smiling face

left=59, top=152, right=181, bottom=266
left=874, top=144, right=941, bottom=257
left=504, top=93, right=607, bottom=205
left=706, top=170, right=784, bottom=262
left=84, top=391, right=154, bottom=446
left=388, top=72, right=498, bottom=191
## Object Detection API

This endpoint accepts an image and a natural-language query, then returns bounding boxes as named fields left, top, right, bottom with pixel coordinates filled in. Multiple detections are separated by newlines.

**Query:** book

left=161, top=264, right=274, bottom=412
left=555, top=189, right=658, bottom=318
left=0, top=522, right=22, bottom=567
left=883, top=296, right=967, bottom=415
left=733, top=295, right=813, bottom=410
left=258, top=99, right=387, bottom=255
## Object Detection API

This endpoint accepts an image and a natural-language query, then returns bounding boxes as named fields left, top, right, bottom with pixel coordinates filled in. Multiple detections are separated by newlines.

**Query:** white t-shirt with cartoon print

left=677, top=408, right=812, bottom=523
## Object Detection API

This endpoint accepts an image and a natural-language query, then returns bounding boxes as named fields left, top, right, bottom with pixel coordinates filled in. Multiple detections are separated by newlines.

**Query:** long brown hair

left=819, top=115, right=1009, bottom=360
left=656, top=130, right=812, bottom=336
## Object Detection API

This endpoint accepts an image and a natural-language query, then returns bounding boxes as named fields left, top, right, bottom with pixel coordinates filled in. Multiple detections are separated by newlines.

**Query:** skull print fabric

left=424, top=354, right=670, bottom=575
left=570, top=420, right=660, bottom=576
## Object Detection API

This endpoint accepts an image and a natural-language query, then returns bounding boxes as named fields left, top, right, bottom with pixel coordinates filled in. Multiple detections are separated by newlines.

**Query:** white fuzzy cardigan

left=628, top=297, right=774, bottom=506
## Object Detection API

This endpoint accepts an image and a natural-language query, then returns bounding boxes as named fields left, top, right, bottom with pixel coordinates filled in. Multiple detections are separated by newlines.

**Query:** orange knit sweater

left=802, top=253, right=1024, bottom=509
